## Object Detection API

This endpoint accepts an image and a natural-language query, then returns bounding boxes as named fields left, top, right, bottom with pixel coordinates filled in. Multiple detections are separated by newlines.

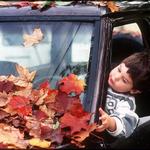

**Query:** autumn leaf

left=68, top=99, right=89, bottom=118
left=23, top=28, right=44, bottom=47
left=72, top=124, right=97, bottom=143
left=60, top=112, right=91, bottom=135
left=59, top=74, right=85, bottom=95
left=16, top=64, right=36, bottom=82
left=107, top=1, right=119, bottom=12
left=0, top=69, right=100, bottom=149
left=59, top=97, right=92, bottom=135
left=8, top=95, right=32, bottom=116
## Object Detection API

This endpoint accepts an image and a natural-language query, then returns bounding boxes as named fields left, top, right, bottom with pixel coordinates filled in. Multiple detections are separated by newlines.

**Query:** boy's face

left=108, top=63, right=134, bottom=93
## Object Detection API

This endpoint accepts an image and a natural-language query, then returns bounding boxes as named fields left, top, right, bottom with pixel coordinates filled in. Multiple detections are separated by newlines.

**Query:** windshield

left=0, top=21, right=94, bottom=100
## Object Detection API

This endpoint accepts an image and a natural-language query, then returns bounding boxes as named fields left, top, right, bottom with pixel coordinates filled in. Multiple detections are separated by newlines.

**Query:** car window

left=0, top=21, right=94, bottom=101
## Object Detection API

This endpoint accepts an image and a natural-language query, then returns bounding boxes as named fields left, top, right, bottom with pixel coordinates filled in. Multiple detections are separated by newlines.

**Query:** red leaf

left=60, top=112, right=91, bottom=134
left=8, top=96, right=32, bottom=116
left=68, top=100, right=89, bottom=118
left=58, top=74, right=85, bottom=95
left=60, top=99, right=91, bottom=134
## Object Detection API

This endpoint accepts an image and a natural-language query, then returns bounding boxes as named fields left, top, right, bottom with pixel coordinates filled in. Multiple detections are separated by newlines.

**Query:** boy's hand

left=96, top=108, right=116, bottom=132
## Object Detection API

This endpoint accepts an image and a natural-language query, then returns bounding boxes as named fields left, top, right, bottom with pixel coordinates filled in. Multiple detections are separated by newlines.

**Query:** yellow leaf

left=29, top=138, right=51, bottom=148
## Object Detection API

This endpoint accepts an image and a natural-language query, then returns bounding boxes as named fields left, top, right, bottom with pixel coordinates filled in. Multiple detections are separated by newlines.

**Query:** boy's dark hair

left=122, top=51, right=150, bottom=92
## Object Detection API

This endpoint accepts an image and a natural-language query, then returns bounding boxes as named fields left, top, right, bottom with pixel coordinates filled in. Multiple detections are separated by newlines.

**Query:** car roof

left=0, top=4, right=107, bottom=17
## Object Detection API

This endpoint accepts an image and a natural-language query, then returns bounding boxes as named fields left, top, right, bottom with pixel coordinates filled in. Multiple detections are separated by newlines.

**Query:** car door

left=96, top=6, right=150, bottom=149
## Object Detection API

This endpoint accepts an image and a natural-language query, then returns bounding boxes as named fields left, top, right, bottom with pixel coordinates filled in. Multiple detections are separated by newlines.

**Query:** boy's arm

left=96, top=108, right=117, bottom=132
left=97, top=103, right=139, bottom=137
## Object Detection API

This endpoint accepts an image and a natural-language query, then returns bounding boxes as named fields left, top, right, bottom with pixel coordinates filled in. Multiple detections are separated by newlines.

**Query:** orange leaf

left=107, top=1, right=119, bottom=12
left=59, top=74, right=85, bottom=95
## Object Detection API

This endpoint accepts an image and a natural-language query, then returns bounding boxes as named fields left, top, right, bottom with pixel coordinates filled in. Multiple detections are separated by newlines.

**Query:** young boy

left=97, top=52, right=150, bottom=138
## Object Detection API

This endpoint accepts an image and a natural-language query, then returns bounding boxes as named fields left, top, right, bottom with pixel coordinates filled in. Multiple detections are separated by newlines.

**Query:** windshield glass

left=0, top=21, right=94, bottom=100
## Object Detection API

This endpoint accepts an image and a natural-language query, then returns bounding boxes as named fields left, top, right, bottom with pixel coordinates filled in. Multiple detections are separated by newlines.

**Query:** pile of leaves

left=0, top=64, right=99, bottom=149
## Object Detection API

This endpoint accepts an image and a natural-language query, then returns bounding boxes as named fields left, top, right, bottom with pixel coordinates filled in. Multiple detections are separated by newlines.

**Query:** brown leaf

left=23, top=28, right=43, bottom=47
left=16, top=64, right=36, bottom=82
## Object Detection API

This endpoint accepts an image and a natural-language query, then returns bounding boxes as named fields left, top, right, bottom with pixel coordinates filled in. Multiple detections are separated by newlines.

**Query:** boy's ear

left=130, top=89, right=141, bottom=94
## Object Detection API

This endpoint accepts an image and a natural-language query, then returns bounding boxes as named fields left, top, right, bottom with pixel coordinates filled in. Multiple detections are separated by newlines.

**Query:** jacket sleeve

left=106, top=98, right=139, bottom=138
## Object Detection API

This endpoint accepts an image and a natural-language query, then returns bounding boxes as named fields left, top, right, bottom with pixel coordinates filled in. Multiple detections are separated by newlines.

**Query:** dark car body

left=0, top=1, right=150, bottom=149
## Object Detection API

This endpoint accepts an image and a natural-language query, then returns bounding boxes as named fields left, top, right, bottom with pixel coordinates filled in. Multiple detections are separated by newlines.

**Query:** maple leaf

left=23, top=28, right=44, bottom=47
left=8, top=95, right=32, bottom=116
left=68, top=99, right=89, bottom=118
left=58, top=74, right=85, bottom=95
left=60, top=112, right=91, bottom=135
left=16, top=64, right=36, bottom=82
left=72, top=124, right=97, bottom=143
